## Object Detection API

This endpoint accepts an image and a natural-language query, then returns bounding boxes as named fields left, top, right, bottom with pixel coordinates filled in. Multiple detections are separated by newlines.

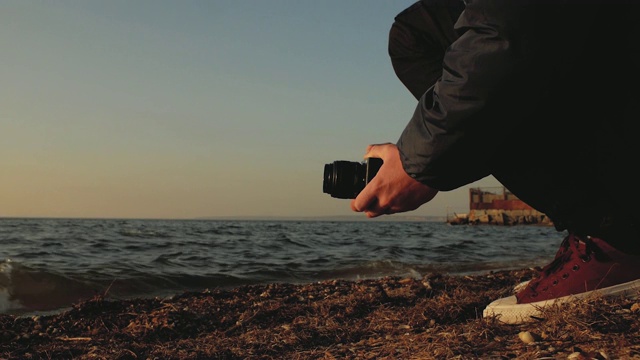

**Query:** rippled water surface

left=0, top=218, right=563, bottom=315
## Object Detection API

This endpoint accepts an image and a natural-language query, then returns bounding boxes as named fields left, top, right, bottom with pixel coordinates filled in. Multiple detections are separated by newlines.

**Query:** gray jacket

left=392, top=0, right=639, bottom=234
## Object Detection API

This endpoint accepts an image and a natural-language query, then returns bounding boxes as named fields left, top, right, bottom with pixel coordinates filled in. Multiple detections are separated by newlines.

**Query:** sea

left=0, top=217, right=564, bottom=317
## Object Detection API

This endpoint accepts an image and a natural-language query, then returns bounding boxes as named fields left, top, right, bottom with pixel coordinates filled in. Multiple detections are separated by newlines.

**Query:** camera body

left=323, top=158, right=383, bottom=199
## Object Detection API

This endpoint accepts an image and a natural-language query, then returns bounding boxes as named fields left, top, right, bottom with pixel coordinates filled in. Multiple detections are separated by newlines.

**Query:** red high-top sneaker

left=484, top=234, right=640, bottom=324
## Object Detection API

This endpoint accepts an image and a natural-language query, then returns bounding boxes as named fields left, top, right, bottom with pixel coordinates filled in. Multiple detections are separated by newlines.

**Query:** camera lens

left=323, top=161, right=367, bottom=199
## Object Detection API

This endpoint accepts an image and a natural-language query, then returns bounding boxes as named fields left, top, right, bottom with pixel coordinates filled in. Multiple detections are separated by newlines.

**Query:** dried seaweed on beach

left=1, top=269, right=639, bottom=359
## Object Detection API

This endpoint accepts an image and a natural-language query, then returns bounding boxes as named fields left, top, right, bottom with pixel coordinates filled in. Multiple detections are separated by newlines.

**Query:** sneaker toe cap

left=483, top=295, right=541, bottom=324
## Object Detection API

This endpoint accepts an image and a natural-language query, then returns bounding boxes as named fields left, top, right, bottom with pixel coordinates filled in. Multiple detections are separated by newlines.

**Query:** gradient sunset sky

left=1, top=1, right=500, bottom=219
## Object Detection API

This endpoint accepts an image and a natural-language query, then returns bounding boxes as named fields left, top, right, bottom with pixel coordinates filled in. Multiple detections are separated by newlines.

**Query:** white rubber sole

left=483, top=279, right=640, bottom=324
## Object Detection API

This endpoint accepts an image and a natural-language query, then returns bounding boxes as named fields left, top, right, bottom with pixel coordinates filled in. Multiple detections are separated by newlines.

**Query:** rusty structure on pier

left=447, top=187, right=552, bottom=226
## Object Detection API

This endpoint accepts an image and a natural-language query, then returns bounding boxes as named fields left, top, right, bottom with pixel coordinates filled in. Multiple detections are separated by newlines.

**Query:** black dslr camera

left=323, top=158, right=383, bottom=199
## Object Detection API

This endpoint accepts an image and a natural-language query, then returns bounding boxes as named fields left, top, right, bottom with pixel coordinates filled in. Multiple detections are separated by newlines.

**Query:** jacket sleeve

left=396, top=0, right=535, bottom=191
left=388, top=0, right=464, bottom=100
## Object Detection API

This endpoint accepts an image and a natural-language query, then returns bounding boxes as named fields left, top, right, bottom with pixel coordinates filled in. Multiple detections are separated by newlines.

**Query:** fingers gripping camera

left=323, top=158, right=383, bottom=199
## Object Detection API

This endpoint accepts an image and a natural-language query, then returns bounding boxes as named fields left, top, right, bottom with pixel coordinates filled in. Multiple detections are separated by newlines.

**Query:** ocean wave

left=0, top=219, right=560, bottom=317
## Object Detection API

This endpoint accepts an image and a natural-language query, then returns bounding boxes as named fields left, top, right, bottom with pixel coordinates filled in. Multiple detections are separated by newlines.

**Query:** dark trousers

left=388, top=1, right=640, bottom=252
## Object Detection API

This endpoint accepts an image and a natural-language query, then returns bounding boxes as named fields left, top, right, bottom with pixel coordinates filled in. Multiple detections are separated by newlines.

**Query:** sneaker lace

left=529, top=235, right=609, bottom=292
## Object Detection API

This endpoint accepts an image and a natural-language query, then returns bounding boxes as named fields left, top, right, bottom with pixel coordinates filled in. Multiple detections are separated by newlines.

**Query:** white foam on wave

left=0, top=260, right=24, bottom=313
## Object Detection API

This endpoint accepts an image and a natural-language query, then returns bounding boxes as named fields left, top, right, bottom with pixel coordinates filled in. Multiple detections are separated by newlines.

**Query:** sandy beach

left=1, top=268, right=639, bottom=359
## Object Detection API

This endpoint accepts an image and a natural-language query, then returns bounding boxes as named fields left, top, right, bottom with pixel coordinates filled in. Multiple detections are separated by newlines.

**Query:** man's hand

left=350, top=143, right=438, bottom=218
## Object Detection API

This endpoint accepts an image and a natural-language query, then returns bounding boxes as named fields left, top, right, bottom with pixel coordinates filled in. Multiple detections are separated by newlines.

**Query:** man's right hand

left=350, top=143, right=438, bottom=218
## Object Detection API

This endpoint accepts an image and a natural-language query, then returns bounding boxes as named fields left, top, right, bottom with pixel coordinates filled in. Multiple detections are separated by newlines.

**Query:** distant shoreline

left=0, top=215, right=448, bottom=223
left=194, top=215, right=447, bottom=222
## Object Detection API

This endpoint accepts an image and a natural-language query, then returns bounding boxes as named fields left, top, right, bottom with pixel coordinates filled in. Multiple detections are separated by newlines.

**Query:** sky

left=1, top=0, right=501, bottom=220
